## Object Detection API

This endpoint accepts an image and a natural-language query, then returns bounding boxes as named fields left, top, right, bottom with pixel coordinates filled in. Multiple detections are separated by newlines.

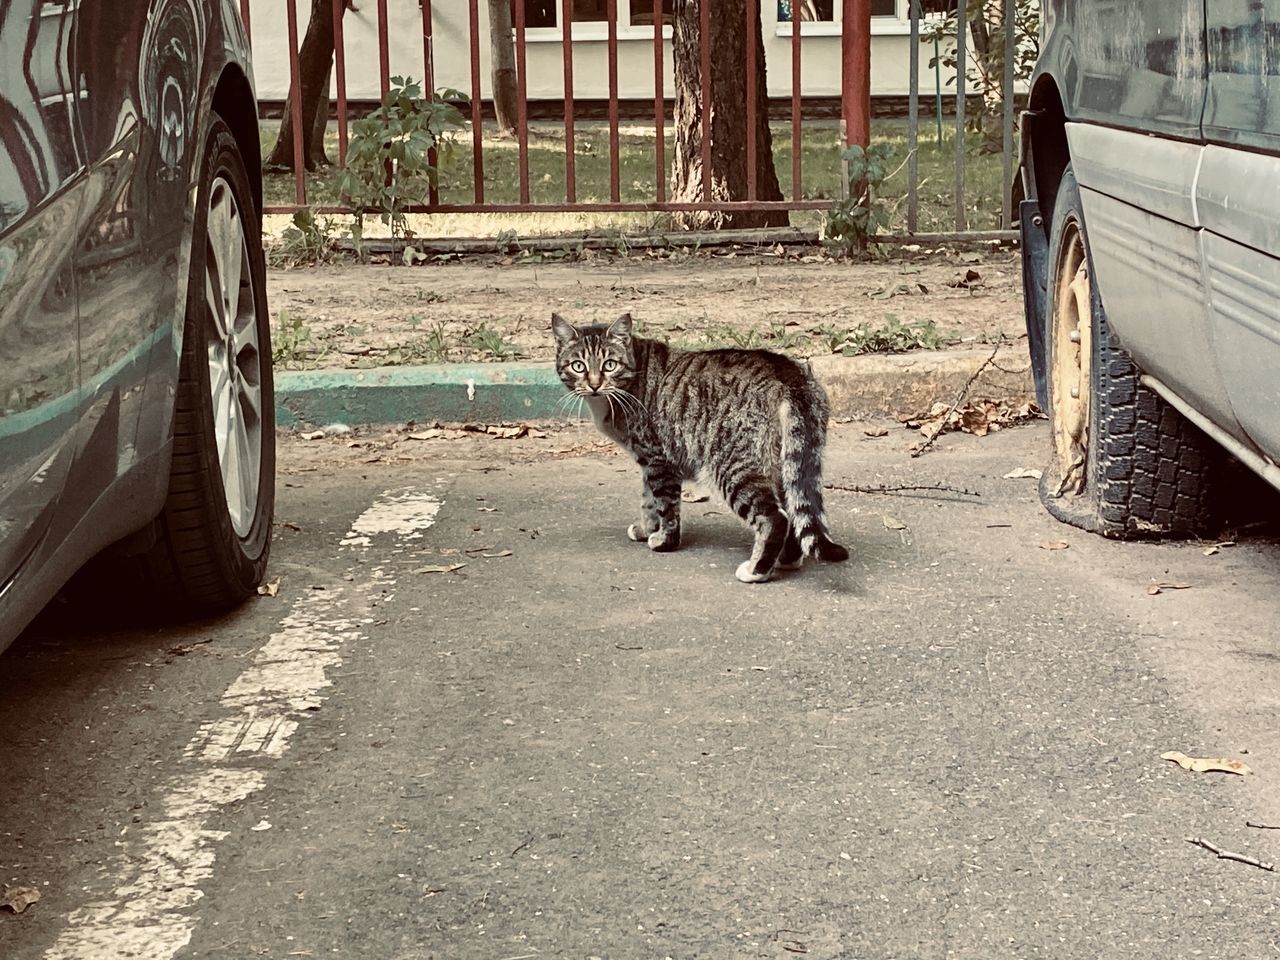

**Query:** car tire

left=1039, top=165, right=1217, bottom=538
left=139, top=114, right=275, bottom=610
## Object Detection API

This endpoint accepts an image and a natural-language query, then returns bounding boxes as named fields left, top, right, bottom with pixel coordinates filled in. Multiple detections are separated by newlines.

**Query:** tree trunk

left=671, top=0, right=788, bottom=229
left=308, top=72, right=332, bottom=168
left=488, top=0, right=519, bottom=135
left=968, top=3, right=1005, bottom=154
left=266, top=0, right=337, bottom=171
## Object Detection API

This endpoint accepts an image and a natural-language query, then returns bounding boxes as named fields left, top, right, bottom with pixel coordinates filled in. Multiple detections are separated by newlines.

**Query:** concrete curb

left=275, top=347, right=1034, bottom=428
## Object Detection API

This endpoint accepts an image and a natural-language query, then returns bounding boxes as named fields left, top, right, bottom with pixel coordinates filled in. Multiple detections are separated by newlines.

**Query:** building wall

left=246, top=1, right=957, bottom=104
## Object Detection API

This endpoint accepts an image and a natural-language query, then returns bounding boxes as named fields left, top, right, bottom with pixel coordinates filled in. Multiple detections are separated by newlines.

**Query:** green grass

left=261, top=118, right=1006, bottom=235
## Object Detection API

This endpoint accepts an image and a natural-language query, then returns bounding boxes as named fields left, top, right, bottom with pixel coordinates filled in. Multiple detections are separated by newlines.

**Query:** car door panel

left=1065, top=122, right=1237, bottom=435
left=70, top=0, right=202, bottom=506
left=0, top=0, right=83, bottom=588
left=1201, top=1, right=1280, bottom=463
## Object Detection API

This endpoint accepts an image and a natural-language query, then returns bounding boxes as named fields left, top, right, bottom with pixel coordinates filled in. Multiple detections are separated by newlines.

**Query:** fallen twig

left=825, top=481, right=981, bottom=499
left=1185, top=836, right=1275, bottom=872
left=911, top=342, right=1002, bottom=458
left=1246, top=821, right=1280, bottom=831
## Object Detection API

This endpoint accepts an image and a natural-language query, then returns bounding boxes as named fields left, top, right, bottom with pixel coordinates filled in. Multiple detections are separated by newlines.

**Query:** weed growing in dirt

left=838, top=316, right=949, bottom=355
left=463, top=323, right=522, bottom=361
left=823, top=142, right=897, bottom=258
left=272, top=208, right=340, bottom=267
left=764, top=319, right=809, bottom=351
left=272, top=310, right=312, bottom=366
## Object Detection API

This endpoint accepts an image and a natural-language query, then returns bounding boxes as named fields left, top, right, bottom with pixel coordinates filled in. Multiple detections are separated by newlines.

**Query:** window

left=520, top=0, right=672, bottom=30
left=777, top=0, right=897, bottom=21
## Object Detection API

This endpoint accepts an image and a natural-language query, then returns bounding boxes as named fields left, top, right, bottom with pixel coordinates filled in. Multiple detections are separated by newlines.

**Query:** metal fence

left=246, top=0, right=1019, bottom=234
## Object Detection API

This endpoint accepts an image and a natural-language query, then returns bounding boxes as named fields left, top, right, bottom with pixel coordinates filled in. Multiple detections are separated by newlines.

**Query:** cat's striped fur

left=552, top=312, right=849, bottom=583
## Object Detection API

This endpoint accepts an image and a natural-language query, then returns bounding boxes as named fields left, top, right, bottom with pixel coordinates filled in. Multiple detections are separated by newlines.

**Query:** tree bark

left=266, top=0, right=337, bottom=171
left=488, top=0, right=519, bottom=135
left=968, top=5, right=1005, bottom=154
left=671, top=0, right=788, bottom=229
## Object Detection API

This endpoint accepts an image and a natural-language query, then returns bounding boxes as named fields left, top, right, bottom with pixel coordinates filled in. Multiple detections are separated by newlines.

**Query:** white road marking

left=340, top=490, right=443, bottom=547
left=43, top=488, right=443, bottom=960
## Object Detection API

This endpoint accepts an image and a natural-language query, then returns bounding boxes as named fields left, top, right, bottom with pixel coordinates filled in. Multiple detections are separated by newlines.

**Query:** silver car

left=0, top=0, right=273, bottom=650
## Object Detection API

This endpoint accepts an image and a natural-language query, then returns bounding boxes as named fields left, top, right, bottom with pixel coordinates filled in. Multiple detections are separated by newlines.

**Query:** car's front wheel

left=140, top=114, right=275, bottom=610
left=1039, top=165, right=1217, bottom=537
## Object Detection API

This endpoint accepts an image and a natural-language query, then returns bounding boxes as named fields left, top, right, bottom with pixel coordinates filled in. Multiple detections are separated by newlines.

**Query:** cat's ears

left=552, top=312, right=633, bottom=344
left=606, top=313, right=633, bottom=341
left=551, top=313, right=578, bottom=346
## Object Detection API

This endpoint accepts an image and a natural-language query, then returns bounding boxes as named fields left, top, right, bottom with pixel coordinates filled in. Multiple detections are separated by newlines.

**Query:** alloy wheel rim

left=204, top=176, right=262, bottom=538
left=1050, top=221, right=1092, bottom=497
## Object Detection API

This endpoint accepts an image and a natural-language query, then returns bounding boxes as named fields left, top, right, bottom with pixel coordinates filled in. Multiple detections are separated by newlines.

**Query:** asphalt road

left=2, top=421, right=1280, bottom=960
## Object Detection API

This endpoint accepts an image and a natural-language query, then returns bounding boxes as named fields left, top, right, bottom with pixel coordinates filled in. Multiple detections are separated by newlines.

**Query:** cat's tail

left=779, top=381, right=850, bottom=563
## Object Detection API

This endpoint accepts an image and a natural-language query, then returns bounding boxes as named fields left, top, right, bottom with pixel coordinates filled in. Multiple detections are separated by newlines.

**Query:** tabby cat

left=552, top=312, right=849, bottom=583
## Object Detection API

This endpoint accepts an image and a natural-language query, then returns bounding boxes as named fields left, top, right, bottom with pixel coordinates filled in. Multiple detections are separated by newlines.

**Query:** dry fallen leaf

left=300, top=430, right=325, bottom=441
left=1040, top=540, right=1070, bottom=551
left=478, top=506, right=498, bottom=513
left=1162, top=751, right=1252, bottom=776
left=1004, top=467, right=1043, bottom=480
left=1, top=885, right=40, bottom=914
left=883, top=515, right=908, bottom=531
left=256, top=577, right=281, bottom=598
left=863, top=426, right=890, bottom=438
left=1202, top=541, right=1236, bottom=557
left=413, top=563, right=467, bottom=574
left=481, top=549, right=513, bottom=558
left=1147, top=580, right=1192, bottom=595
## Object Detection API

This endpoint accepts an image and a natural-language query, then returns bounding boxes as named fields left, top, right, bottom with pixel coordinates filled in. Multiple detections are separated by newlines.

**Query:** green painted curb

left=275, top=363, right=565, bottom=427
left=274, top=350, right=1036, bottom=428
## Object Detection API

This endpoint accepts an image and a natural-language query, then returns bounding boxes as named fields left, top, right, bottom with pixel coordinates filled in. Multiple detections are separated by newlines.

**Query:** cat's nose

left=587, top=374, right=604, bottom=391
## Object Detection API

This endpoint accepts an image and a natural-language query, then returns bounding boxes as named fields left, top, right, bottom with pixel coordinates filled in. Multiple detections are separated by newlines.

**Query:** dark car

left=1019, top=0, right=1280, bottom=535
left=0, top=0, right=273, bottom=651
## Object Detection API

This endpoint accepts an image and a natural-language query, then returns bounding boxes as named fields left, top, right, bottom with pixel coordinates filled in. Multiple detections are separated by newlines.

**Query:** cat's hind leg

left=629, top=460, right=682, bottom=551
left=723, top=475, right=789, bottom=583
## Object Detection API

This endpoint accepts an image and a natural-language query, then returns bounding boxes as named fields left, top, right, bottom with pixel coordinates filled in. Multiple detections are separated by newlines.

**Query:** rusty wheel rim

left=1050, top=221, right=1092, bottom=497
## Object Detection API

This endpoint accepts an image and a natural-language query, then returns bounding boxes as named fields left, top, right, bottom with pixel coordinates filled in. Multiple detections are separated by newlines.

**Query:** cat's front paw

left=647, top=529, right=680, bottom=552
left=627, top=523, right=651, bottom=542
left=735, top=560, right=774, bottom=583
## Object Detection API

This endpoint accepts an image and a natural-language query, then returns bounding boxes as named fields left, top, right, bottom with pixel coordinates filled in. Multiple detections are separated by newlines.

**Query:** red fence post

left=563, top=0, right=576, bottom=202
left=607, top=0, right=620, bottom=203
left=790, top=0, right=801, bottom=200
left=698, top=0, right=711, bottom=203
left=376, top=0, right=390, bottom=99
left=515, top=0, right=530, bottom=204
left=239, top=0, right=251, bottom=45
left=842, top=0, right=871, bottom=152
left=421, top=0, right=439, bottom=205
left=653, top=0, right=665, bottom=203
left=469, top=0, right=485, bottom=204
left=746, top=0, right=757, bottom=201
left=333, top=0, right=348, bottom=167
left=285, top=0, right=306, bottom=206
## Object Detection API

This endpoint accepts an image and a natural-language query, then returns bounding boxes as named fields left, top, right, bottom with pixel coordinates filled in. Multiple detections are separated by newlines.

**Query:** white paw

left=627, top=524, right=647, bottom=542
left=647, top=531, right=672, bottom=550
left=735, top=561, right=773, bottom=583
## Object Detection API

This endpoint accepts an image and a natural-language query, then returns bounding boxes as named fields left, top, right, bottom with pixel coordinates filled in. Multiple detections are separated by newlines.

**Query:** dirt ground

left=265, top=245, right=1026, bottom=369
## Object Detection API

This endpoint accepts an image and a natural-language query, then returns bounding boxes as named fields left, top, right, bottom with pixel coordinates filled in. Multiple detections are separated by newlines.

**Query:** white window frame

left=775, top=1, right=940, bottom=38
left=523, top=0, right=674, bottom=43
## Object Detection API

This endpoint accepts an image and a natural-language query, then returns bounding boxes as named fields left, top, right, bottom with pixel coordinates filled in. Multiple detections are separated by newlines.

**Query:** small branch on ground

left=1246, top=821, right=1280, bottom=830
left=1185, top=836, right=1275, bottom=872
left=911, top=342, right=1004, bottom=459
left=825, top=482, right=981, bottom=499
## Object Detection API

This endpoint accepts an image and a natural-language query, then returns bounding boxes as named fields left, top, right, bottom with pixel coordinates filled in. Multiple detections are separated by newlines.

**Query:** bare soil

left=266, top=246, right=1026, bottom=369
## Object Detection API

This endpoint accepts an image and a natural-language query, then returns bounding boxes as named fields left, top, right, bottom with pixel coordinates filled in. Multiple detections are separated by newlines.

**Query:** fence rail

left=249, top=0, right=1019, bottom=234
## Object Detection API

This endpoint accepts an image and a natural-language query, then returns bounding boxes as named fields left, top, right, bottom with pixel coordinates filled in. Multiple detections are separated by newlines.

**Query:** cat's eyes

left=602, top=360, right=618, bottom=372
left=570, top=360, right=587, bottom=373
